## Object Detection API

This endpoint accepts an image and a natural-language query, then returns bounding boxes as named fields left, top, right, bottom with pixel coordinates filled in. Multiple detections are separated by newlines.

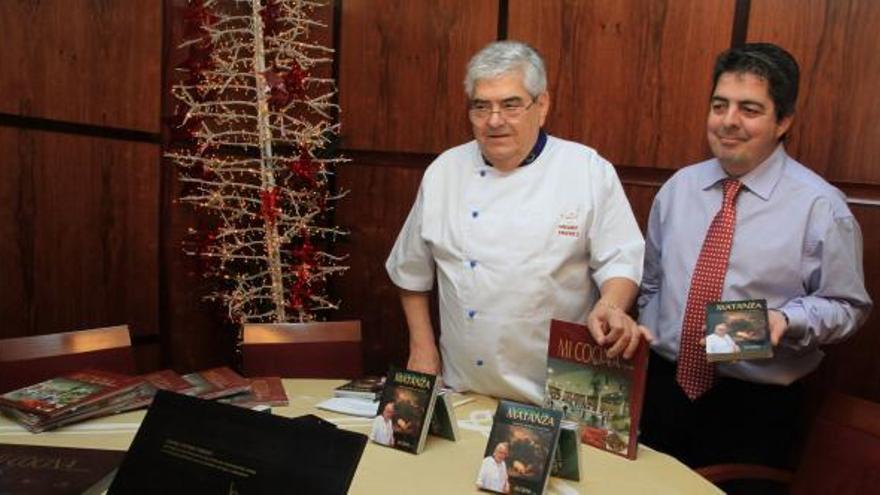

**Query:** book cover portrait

left=371, top=368, right=438, bottom=454
left=705, top=299, right=772, bottom=362
left=479, top=401, right=561, bottom=495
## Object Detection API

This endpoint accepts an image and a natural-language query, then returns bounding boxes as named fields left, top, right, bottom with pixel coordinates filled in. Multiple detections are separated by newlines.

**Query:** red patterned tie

left=676, top=179, right=743, bottom=400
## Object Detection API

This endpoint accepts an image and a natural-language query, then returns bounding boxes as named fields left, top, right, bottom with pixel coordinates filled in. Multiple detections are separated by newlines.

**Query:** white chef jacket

left=386, top=135, right=644, bottom=403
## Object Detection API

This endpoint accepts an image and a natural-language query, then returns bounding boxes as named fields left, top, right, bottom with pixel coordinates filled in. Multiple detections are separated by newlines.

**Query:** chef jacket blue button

left=467, top=310, right=476, bottom=318
left=476, top=360, right=484, bottom=366
left=471, top=211, right=479, bottom=218
left=469, top=260, right=477, bottom=268
left=480, top=170, right=487, bottom=177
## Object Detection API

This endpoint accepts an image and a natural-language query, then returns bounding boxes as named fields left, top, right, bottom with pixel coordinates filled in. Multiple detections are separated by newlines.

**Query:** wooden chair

left=0, top=325, right=135, bottom=393
left=697, top=393, right=880, bottom=495
left=241, top=320, right=363, bottom=379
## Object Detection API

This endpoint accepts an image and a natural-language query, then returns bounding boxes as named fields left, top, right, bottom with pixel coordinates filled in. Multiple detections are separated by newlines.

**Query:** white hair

left=464, top=40, right=547, bottom=98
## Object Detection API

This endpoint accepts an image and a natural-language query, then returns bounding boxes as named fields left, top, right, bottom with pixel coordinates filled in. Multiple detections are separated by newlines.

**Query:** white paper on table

left=315, top=397, right=380, bottom=418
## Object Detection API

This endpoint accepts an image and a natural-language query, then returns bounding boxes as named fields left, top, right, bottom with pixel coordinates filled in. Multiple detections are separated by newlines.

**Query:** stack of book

left=0, top=369, right=149, bottom=433
left=0, top=366, right=288, bottom=433
left=333, top=375, right=385, bottom=401
left=315, top=376, right=385, bottom=417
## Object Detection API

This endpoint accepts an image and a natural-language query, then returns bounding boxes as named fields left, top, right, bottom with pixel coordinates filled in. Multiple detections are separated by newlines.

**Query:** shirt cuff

left=779, top=305, right=811, bottom=347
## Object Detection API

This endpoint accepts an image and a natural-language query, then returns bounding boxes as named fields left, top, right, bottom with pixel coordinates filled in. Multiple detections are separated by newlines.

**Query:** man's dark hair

left=712, top=43, right=800, bottom=121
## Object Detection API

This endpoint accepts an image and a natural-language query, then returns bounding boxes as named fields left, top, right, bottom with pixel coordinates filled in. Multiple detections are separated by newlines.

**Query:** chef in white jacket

left=386, top=40, right=648, bottom=404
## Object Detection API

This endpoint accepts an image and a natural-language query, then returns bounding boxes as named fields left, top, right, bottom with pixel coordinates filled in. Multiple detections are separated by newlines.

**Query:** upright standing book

left=370, top=368, right=439, bottom=454
left=428, top=390, right=460, bottom=441
left=544, top=319, right=648, bottom=459
left=705, top=299, right=773, bottom=362
left=477, top=400, right=562, bottom=495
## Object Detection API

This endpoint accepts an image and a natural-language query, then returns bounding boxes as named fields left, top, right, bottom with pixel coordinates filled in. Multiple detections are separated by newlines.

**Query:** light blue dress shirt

left=638, top=145, right=872, bottom=385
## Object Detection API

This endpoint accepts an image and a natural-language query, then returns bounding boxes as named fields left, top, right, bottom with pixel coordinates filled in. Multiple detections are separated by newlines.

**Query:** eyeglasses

left=468, top=96, right=538, bottom=121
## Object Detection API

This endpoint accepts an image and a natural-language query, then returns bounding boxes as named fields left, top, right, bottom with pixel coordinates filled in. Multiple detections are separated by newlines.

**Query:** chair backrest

left=0, top=325, right=135, bottom=393
left=241, top=321, right=363, bottom=379
left=791, top=393, right=880, bottom=495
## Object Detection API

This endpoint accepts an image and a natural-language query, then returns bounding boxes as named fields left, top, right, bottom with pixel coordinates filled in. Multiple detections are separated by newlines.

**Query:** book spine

left=415, top=381, right=440, bottom=454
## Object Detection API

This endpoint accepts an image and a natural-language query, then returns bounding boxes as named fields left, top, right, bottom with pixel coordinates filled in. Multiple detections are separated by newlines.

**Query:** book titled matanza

left=544, top=319, right=648, bottom=460
left=705, top=299, right=773, bottom=362
left=371, top=368, right=439, bottom=454
left=478, top=400, right=562, bottom=495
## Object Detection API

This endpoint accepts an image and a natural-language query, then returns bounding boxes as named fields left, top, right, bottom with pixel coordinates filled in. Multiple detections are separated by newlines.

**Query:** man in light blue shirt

left=638, top=43, right=871, bottom=470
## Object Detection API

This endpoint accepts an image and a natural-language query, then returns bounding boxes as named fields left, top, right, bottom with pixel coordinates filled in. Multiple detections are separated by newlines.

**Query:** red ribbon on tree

left=288, top=264, right=313, bottom=311
left=287, top=150, right=319, bottom=187
left=260, top=0, right=283, bottom=37
left=264, top=62, right=308, bottom=110
left=183, top=0, right=217, bottom=37
left=284, top=62, right=307, bottom=99
left=260, top=187, right=280, bottom=225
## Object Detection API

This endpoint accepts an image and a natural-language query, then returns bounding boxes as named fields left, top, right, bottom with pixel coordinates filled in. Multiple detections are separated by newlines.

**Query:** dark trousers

left=639, top=351, right=803, bottom=469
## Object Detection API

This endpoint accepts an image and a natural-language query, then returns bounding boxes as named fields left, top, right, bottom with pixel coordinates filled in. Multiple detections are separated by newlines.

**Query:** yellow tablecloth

left=0, top=379, right=722, bottom=494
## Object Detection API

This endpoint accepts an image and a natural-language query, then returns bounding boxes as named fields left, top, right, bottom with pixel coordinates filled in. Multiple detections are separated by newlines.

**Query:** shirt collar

left=482, top=129, right=548, bottom=168
left=700, top=144, right=787, bottom=201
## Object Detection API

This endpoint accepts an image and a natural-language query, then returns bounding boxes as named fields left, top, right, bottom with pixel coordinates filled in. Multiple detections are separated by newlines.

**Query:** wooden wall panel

left=0, top=0, right=162, bottom=132
left=620, top=180, right=659, bottom=231
left=508, top=0, right=735, bottom=168
left=338, top=0, right=498, bottom=153
left=806, top=203, right=880, bottom=403
left=0, top=129, right=160, bottom=339
left=748, top=0, right=880, bottom=185
left=332, top=157, right=428, bottom=373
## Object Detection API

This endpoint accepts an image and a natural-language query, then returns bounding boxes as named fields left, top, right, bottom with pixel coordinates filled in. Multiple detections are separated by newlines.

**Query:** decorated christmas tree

left=167, top=0, right=347, bottom=323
